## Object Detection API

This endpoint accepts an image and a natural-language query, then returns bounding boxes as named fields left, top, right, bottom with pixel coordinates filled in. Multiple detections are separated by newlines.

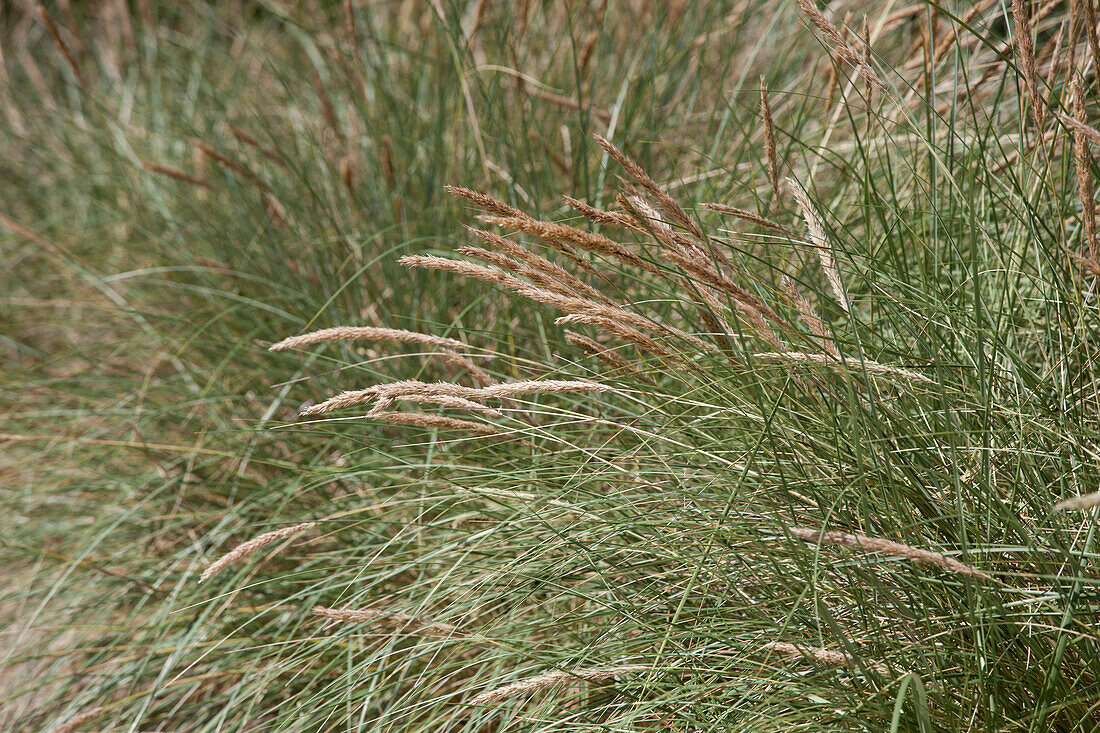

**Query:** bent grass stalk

left=1071, top=73, right=1098, bottom=263
left=314, top=605, right=492, bottom=643
left=199, top=522, right=317, bottom=583
left=593, top=134, right=705, bottom=241
left=795, top=0, right=884, bottom=91
left=141, top=161, right=213, bottom=189
left=753, top=351, right=930, bottom=384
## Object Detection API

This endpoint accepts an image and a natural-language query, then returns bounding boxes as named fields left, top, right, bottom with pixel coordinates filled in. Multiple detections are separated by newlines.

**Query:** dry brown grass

left=795, top=0, right=883, bottom=91
left=789, top=526, right=992, bottom=580
left=1054, top=492, right=1100, bottom=511
left=44, top=705, right=105, bottom=733
left=269, top=326, right=470, bottom=353
left=469, top=664, right=651, bottom=706
left=1071, top=73, right=1098, bottom=263
left=199, top=521, right=317, bottom=583
left=301, top=379, right=608, bottom=416
left=788, top=178, right=849, bottom=314
left=37, top=7, right=84, bottom=87
left=1013, top=0, right=1041, bottom=127
left=763, top=642, right=894, bottom=677
left=140, top=161, right=213, bottom=189
left=760, top=76, right=781, bottom=211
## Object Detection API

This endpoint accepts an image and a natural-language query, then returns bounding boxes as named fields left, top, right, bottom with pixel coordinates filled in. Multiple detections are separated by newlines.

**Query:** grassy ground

left=5, top=0, right=1100, bottom=730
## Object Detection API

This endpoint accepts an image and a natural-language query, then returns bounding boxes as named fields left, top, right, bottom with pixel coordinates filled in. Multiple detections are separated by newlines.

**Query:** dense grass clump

left=6, top=1, right=1100, bottom=731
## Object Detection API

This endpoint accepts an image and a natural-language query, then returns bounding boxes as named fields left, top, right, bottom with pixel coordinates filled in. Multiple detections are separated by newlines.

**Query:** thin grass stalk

left=1042, top=21, right=1066, bottom=108
left=190, top=140, right=271, bottom=192
left=556, top=313, right=677, bottom=359
left=564, top=331, right=651, bottom=379
left=227, top=124, right=288, bottom=169
left=454, top=245, right=586, bottom=300
left=782, top=276, right=840, bottom=358
left=369, top=412, right=510, bottom=440
left=302, top=379, right=609, bottom=416
left=689, top=277, right=784, bottom=351
left=563, top=195, right=649, bottom=234
left=477, top=214, right=662, bottom=276
left=753, top=352, right=930, bottom=383
left=701, top=203, right=792, bottom=236
left=860, top=17, right=873, bottom=109
left=46, top=706, right=106, bottom=733
left=1057, top=111, right=1100, bottom=147
left=622, top=192, right=727, bottom=268
left=385, top=393, right=503, bottom=417
left=400, top=253, right=710, bottom=351
left=438, top=349, right=495, bottom=388
left=38, top=7, right=85, bottom=87
left=446, top=185, right=525, bottom=218
left=463, top=225, right=609, bottom=302
left=524, top=86, right=612, bottom=124
left=1086, top=0, right=1100, bottom=85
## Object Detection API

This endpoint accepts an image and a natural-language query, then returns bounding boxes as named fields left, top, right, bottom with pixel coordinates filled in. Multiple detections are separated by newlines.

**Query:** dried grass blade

left=463, top=226, right=609, bottom=301
left=782, top=277, right=840, bottom=358
left=701, top=203, right=793, bottom=236
left=446, top=185, right=525, bottom=218
left=753, top=351, right=929, bottom=383
left=38, top=7, right=84, bottom=87
left=1013, top=0, right=1042, bottom=127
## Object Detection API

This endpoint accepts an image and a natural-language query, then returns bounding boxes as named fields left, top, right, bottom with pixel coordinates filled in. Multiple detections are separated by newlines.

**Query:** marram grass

left=6, top=1, right=1100, bottom=731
